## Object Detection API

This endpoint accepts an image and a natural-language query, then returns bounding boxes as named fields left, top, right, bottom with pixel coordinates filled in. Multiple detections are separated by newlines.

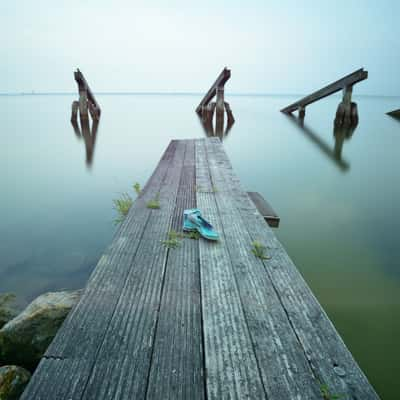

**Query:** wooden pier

left=21, top=138, right=379, bottom=400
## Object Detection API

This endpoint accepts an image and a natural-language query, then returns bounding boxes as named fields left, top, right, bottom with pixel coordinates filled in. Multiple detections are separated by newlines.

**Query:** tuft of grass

left=320, top=384, right=343, bottom=400
left=162, top=230, right=181, bottom=249
left=133, top=182, right=141, bottom=196
left=161, top=229, right=201, bottom=249
left=113, top=193, right=133, bottom=224
left=251, top=241, right=270, bottom=260
left=146, top=193, right=160, bottom=209
left=195, top=185, right=218, bottom=193
left=184, top=231, right=201, bottom=240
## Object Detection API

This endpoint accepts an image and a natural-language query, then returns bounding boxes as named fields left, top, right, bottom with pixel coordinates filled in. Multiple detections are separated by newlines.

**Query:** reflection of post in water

left=286, top=114, right=352, bottom=172
left=333, top=124, right=356, bottom=161
left=196, top=67, right=235, bottom=140
left=198, top=101, right=235, bottom=140
left=70, top=69, right=101, bottom=167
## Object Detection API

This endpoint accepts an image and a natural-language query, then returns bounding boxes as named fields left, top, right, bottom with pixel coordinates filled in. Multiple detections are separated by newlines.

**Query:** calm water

left=1, top=93, right=399, bottom=398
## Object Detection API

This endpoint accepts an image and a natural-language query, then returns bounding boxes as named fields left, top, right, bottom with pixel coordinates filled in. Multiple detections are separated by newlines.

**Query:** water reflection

left=70, top=101, right=100, bottom=167
left=286, top=115, right=353, bottom=172
left=198, top=101, right=235, bottom=140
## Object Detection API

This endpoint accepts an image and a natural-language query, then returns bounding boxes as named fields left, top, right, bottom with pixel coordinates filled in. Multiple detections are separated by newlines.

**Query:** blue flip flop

left=186, top=210, right=219, bottom=241
left=183, top=208, right=201, bottom=232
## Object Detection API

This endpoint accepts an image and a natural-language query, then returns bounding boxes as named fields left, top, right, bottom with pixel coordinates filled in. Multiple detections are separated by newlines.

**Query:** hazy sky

left=1, top=0, right=399, bottom=95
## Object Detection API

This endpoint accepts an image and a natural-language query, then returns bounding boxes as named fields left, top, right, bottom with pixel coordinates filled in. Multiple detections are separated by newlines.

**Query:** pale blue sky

left=1, top=0, right=399, bottom=95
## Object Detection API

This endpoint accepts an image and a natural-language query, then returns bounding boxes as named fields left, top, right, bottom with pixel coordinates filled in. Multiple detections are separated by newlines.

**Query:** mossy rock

left=0, top=365, right=31, bottom=400
left=0, top=294, right=18, bottom=330
left=0, top=290, right=82, bottom=371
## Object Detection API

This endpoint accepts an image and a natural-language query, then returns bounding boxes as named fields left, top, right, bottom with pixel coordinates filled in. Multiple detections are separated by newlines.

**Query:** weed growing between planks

left=251, top=241, right=270, bottom=260
left=146, top=192, right=161, bottom=209
left=320, top=383, right=343, bottom=400
left=113, top=193, right=133, bottom=224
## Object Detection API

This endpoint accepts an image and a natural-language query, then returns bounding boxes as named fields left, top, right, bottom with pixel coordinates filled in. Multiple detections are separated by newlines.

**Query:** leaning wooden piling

left=281, top=68, right=368, bottom=125
left=71, top=70, right=101, bottom=167
left=74, top=69, right=101, bottom=119
left=21, top=138, right=379, bottom=400
left=196, top=68, right=231, bottom=114
left=196, top=68, right=235, bottom=137
left=387, top=109, right=400, bottom=118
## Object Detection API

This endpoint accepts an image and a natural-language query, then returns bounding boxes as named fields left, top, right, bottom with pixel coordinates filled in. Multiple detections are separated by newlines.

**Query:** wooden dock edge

left=247, top=191, right=280, bottom=227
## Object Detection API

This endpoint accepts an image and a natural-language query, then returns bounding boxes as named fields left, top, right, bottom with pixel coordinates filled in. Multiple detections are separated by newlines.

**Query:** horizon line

left=0, top=91, right=398, bottom=98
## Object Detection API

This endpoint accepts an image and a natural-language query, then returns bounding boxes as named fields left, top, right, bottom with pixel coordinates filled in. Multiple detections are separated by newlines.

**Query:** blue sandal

left=183, top=209, right=219, bottom=241
left=183, top=209, right=201, bottom=232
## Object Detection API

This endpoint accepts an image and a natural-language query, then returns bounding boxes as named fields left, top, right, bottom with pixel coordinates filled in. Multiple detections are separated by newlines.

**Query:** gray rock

left=0, top=290, right=82, bottom=370
left=0, top=365, right=31, bottom=400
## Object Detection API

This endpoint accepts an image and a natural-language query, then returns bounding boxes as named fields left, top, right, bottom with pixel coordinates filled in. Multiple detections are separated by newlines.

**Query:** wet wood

left=281, top=68, right=368, bottom=114
left=21, top=138, right=379, bottom=400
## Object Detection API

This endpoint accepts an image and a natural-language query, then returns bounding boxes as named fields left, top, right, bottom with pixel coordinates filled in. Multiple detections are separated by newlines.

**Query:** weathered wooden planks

left=146, top=140, right=205, bottom=400
left=22, top=138, right=379, bottom=400
left=21, top=141, right=184, bottom=399
left=206, top=137, right=379, bottom=399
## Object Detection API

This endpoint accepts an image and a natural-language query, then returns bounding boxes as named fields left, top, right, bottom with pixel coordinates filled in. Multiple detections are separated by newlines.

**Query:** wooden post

left=205, top=102, right=216, bottom=136
left=71, top=101, right=81, bottom=137
left=298, top=106, right=306, bottom=120
left=79, top=90, right=90, bottom=134
left=215, top=87, right=224, bottom=136
left=335, top=85, right=358, bottom=127
left=342, top=85, right=353, bottom=126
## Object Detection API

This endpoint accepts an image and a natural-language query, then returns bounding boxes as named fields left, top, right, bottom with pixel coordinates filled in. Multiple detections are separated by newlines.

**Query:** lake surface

left=1, top=93, right=399, bottom=398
